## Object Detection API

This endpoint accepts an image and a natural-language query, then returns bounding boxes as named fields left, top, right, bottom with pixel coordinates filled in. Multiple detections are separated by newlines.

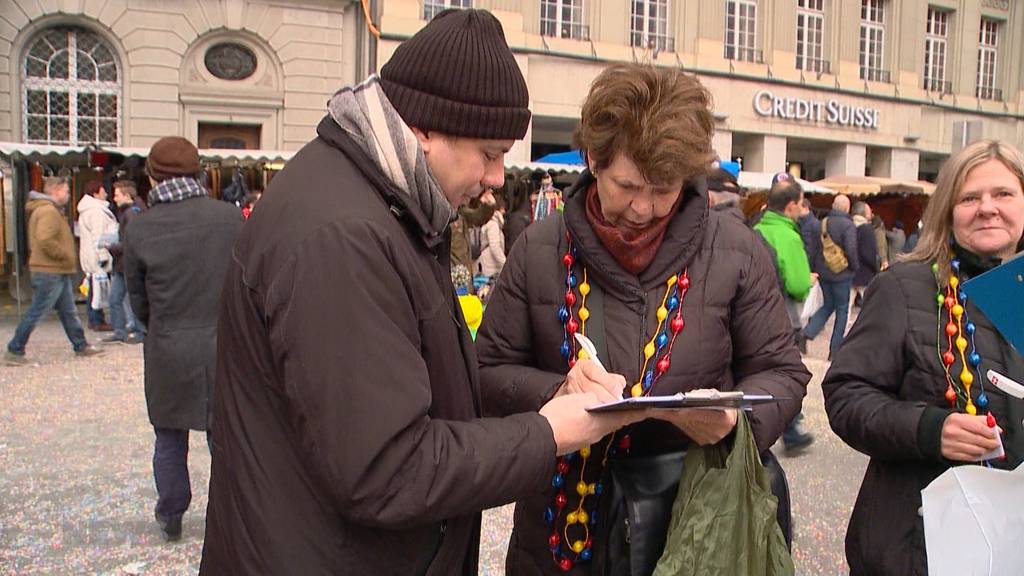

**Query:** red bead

left=656, top=357, right=670, bottom=374
left=618, top=435, right=631, bottom=450
left=945, top=322, right=958, bottom=337
left=557, top=460, right=570, bottom=475
left=568, top=358, right=576, bottom=369
left=670, top=317, right=685, bottom=334
left=559, top=557, right=573, bottom=572
left=555, top=493, right=568, bottom=508
left=986, top=413, right=997, bottom=428
left=942, top=352, right=955, bottom=366
left=678, top=275, right=690, bottom=289
left=563, top=253, right=574, bottom=267
left=549, top=533, right=561, bottom=548
left=944, top=387, right=956, bottom=406
left=565, top=291, right=577, bottom=307
left=944, top=296, right=955, bottom=310
left=566, top=319, right=579, bottom=334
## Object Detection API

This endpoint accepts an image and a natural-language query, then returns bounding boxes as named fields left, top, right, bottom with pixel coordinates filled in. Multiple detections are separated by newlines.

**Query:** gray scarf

left=148, top=176, right=207, bottom=206
left=327, top=75, right=454, bottom=236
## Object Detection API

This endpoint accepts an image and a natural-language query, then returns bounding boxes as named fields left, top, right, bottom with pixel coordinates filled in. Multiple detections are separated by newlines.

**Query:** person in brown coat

left=200, top=10, right=638, bottom=575
left=6, top=176, right=101, bottom=364
left=476, top=64, right=810, bottom=575
left=823, top=139, right=1024, bottom=576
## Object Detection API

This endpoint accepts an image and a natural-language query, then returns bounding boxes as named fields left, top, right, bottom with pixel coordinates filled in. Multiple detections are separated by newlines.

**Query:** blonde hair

left=904, top=139, right=1024, bottom=282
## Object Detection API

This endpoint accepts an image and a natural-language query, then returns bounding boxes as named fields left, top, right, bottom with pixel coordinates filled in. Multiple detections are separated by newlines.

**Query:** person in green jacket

left=754, top=173, right=815, bottom=452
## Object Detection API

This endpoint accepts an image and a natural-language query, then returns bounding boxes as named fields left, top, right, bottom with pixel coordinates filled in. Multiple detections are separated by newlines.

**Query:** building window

left=725, top=0, right=760, bottom=63
left=423, top=0, right=473, bottom=21
left=22, top=26, right=121, bottom=146
left=977, top=18, right=1000, bottom=100
left=796, top=0, right=827, bottom=74
left=859, top=0, right=888, bottom=82
left=630, top=0, right=673, bottom=52
left=541, top=0, right=588, bottom=40
left=923, top=9, right=950, bottom=93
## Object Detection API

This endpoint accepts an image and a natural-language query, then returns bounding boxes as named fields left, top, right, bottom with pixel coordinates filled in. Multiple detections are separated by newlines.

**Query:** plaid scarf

left=148, top=176, right=207, bottom=206
left=327, top=75, right=454, bottom=236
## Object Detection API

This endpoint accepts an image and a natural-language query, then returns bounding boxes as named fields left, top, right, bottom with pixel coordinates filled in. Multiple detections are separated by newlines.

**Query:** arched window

left=22, top=26, right=121, bottom=146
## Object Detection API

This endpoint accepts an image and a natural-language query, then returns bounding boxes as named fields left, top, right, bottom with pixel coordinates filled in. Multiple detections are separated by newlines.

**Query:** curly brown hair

left=573, top=64, right=715, bottom=186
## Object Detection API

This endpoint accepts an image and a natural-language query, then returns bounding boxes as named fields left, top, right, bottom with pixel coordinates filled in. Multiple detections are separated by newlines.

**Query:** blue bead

left=580, top=548, right=593, bottom=561
left=544, top=507, right=555, bottom=525
left=951, top=259, right=960, bottom=272
left=667, top=295, right=680, bottom=312
left=558, top=305, right=569, bottom=323
left=977, top=393, right=989, bottom=409
left=969, top=352, right=982, bottom=367
left=569, top=273, right=577, bottom=288
left=594, top=482, right=603, bottom=496
left=563, top=452, right=575, bottom=462
left=560, top=341, right=571, bottom=359
left=643, top=371, right=654, bottom=387
left=959, top=290, right=968, bottom=302
left=552, top=474, right=564, bottom=488
left=589, top=510, right=598, bottom=525
left=656, top=333, right=669, bottom=348
left=965, top=322, right=976, bottom=336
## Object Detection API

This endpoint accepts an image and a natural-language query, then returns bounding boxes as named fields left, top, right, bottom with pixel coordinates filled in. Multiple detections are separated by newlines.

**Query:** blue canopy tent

left=534, top=149, right=585, bottom=166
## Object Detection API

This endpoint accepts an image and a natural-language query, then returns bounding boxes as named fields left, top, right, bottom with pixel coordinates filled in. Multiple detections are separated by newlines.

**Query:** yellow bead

left=578, top=307, right=590, bottom=321
left=952, top=304, right=964, bottom=318
left=566, top=511, right=578, bottom=524
left=578, top=349, right=590, bottom=360
left=577, top=511, right=589, bottom=525
left=579, top=446, right=591, bottom=459
left=644, top=342, right=656, bottom=360
left=960, top=370, right=974, bottom=387
left=656, top=307, right=668, bottom=321
left=572, top=540, right=586, bottom=553
left=631, top=383, right=643, bottom=397
left=667, top=275, right=678, bottom=286
left=579, top=282, right=591, bottom=296
left=966, top=403, right=977, bottom=416
left=949, top=276, right=959, bottom=288
left=588, top=483, right=596, bottom=495
left=956, top=337, right=968, bottom=352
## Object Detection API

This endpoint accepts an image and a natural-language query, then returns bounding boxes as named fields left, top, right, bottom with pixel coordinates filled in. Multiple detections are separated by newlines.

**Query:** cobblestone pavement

left=1, top=308, right=865, bottom=575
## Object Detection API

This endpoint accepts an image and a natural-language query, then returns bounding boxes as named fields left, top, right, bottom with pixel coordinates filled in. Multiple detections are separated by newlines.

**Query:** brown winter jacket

left=200, top=117, right=556, bottom=575
left=25, top=194, right=76, bottom=274
left=476, top=171, right=810, bottom=575
left=823, top=255, right=1024, bottom=576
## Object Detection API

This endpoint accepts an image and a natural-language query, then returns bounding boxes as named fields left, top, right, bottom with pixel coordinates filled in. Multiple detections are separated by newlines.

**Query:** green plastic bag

left=652, top=413, right=795, bottom=576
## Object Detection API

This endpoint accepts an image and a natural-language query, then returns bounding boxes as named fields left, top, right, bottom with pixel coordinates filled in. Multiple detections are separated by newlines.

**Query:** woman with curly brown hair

left=476, top=64, right=809, bottom=575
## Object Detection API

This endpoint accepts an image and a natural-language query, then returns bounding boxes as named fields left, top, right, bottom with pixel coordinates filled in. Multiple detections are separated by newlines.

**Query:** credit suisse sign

left=753, top=89, right=880, bottom=130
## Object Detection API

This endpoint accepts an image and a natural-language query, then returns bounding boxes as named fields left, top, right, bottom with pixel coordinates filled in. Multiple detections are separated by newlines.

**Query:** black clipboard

left=586, top=392, right=783, bottom=413
left=961, top=255, right=1024, bottom=354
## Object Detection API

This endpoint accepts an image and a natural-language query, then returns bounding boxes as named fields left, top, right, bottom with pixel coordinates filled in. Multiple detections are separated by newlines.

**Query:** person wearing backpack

left=802, top=194, right=858, bottom=357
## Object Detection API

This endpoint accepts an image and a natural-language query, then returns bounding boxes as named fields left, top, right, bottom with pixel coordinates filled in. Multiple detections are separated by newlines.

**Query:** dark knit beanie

left=380, top=9, right=531, bottom=140
left=146, top=136, right=201, bottom=182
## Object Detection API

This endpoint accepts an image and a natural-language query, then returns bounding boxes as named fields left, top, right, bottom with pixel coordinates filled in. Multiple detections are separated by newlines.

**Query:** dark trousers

left=7, top=272, right=88, bottom=353
left=803, top=279, right=852, bottom=354
left=153, top=428, right=210, bottom=520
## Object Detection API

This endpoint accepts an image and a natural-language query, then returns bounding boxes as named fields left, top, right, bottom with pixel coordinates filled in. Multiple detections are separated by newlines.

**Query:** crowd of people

left=3, top=7, right=1022, bottom=576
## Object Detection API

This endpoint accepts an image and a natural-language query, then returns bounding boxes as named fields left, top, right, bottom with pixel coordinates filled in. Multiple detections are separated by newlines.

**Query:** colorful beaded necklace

left=935, top=258, right=998, bottom=432
left=546, top=234, right=691, bottom=572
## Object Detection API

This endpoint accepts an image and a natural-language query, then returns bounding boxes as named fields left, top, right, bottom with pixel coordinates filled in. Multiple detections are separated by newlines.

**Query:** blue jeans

left=109, top=272, right=128, bottom=339
left=7, top=272, right=88, bottom=353
left=86, top=276, right=106, bottom=326
left=803, top=279, right=852, bottom=355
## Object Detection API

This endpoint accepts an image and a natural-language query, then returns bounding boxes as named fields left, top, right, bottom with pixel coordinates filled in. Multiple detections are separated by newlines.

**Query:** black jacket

left=815, top=210, right=858, bottom=283
left=124, top=194, right=242, bottom=430
left=798, top=212, right=821, bottom=267
left=823, top=257, right=1023, bottom=576
left=200, top=117, right=556, bottom=575
left=852, top=220, right=879, bottom=287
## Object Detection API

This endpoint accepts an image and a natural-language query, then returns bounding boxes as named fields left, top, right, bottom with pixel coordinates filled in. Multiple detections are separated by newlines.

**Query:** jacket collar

left=758, top=209, right=799, bottom=232
left=562, top=170, right=709, bottom=301
left=315, top=115, right=445, bottom=251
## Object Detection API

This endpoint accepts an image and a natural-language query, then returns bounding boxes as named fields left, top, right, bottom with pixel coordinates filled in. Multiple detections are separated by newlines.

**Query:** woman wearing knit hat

left=202, top=9, right=641, bottom=575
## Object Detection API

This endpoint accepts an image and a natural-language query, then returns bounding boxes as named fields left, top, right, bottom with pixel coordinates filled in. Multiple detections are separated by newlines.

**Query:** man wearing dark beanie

left=202, top=9, right=638, bottom=574
left=124, top=136, right=243, bottom=542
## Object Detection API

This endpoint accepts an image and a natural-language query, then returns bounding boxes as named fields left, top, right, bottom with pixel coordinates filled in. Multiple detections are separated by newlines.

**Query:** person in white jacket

left=478, top=192, right=506, bottom=279
left=77, top=180, right=119, bottom=331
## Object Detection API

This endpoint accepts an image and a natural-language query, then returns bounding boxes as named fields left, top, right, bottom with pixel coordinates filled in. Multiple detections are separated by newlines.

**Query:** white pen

left=987, top=370, right=1024, bottom=399
left=573, top=333, right=607, bottom=372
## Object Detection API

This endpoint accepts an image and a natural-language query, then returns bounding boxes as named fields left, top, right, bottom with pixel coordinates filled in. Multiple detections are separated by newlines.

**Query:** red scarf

left=584, top=182, right=682, bottom=275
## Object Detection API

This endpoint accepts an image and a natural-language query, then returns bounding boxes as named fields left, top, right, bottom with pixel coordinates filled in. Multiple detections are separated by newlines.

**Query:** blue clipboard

left=961, top=255, right=1024, bottom=354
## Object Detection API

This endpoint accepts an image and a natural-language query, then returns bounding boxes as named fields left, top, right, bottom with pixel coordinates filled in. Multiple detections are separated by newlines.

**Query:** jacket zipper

left=637, top=291, right=648, bottom=392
